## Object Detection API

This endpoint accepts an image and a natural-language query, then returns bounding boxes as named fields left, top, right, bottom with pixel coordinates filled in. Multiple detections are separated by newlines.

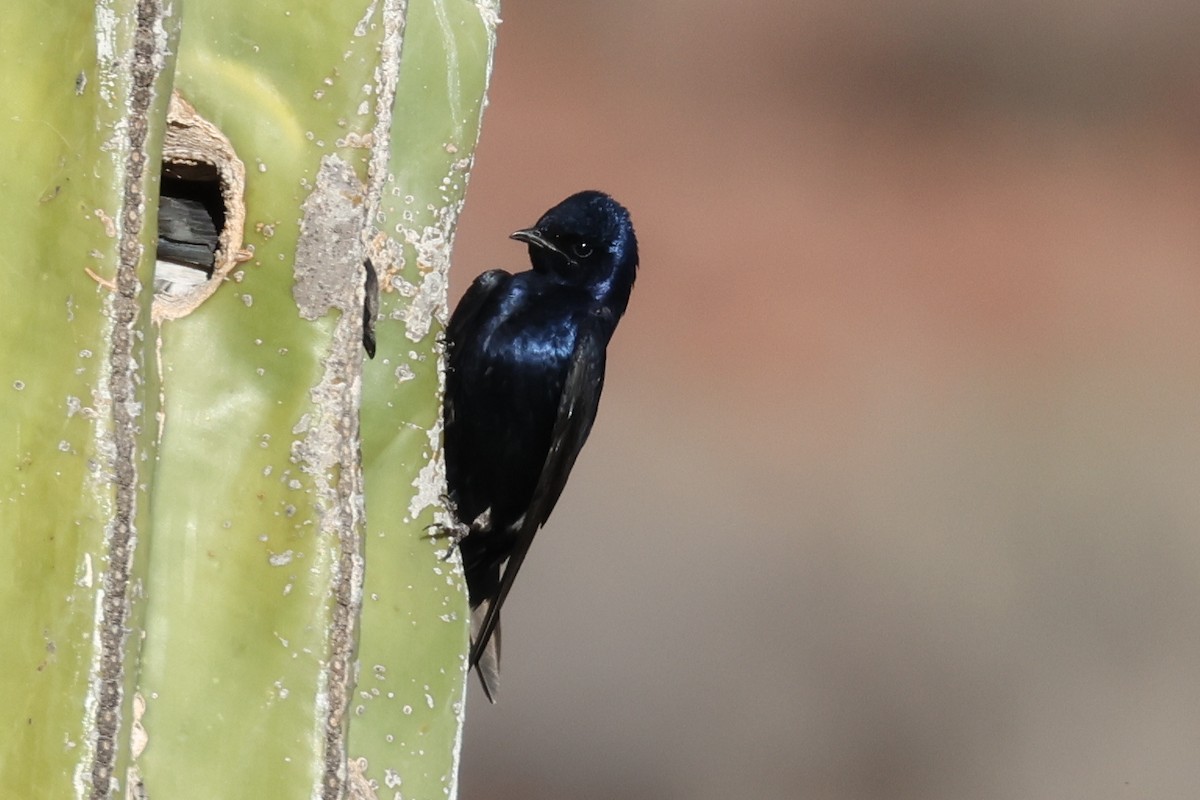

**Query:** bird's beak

left=510, top=228, right=576, bottom=265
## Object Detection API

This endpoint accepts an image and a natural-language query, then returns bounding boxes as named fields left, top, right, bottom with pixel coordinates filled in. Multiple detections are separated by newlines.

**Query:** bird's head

left=511, top=190, right=638, bottom=306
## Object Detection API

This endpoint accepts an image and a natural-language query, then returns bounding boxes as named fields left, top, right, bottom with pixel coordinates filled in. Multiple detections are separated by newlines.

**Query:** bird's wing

left=447, top=269, right=510, bottom=345
left=469, top=313, right=608, bottom=673
left=524, top=316, right=609, bottom=527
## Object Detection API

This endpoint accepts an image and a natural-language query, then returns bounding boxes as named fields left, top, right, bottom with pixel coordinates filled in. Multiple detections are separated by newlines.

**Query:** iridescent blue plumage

left=444, top=191, right=638, bottom=701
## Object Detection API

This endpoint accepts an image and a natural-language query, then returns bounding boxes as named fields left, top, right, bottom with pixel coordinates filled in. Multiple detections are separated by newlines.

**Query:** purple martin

left=443, top=190, right=638, bottom=701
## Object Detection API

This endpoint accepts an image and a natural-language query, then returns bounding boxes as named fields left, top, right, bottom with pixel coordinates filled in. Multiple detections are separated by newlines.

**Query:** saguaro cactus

left=0, top=1, right=498, bottom=797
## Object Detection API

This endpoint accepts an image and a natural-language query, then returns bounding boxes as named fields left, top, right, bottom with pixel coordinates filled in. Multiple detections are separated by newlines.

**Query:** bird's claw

left=424, top=519, right=471, bottom=561
left=423, top=504, right=492, bottom=561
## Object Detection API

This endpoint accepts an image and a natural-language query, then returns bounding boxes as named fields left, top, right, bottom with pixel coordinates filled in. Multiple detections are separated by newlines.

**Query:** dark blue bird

left=443, top=190, right=638, bottom=702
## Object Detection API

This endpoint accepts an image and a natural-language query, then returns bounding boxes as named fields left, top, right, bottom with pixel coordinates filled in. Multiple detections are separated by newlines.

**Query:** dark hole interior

left=157, top=161, right=225, bottom=271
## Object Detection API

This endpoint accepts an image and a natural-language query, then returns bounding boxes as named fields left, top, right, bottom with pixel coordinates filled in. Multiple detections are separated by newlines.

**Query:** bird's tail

left=470, top=600, right=501, bottom=703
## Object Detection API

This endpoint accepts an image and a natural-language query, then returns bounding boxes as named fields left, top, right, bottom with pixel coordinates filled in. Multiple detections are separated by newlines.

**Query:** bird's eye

left=571, top=241, right=594, bottom=259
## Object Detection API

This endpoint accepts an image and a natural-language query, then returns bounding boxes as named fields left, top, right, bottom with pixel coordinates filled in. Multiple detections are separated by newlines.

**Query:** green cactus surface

left=0, top=1, right=498, bottom=797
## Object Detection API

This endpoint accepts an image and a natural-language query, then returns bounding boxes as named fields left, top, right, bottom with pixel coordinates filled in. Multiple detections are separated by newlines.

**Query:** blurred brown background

left=448, top=2, right=1200, bottom=798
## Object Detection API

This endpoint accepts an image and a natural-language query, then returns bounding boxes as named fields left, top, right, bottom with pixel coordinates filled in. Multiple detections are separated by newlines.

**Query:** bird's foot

left=424, top=505, right=491, bottom=561
left=424, top=519, right=470, bottom=559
